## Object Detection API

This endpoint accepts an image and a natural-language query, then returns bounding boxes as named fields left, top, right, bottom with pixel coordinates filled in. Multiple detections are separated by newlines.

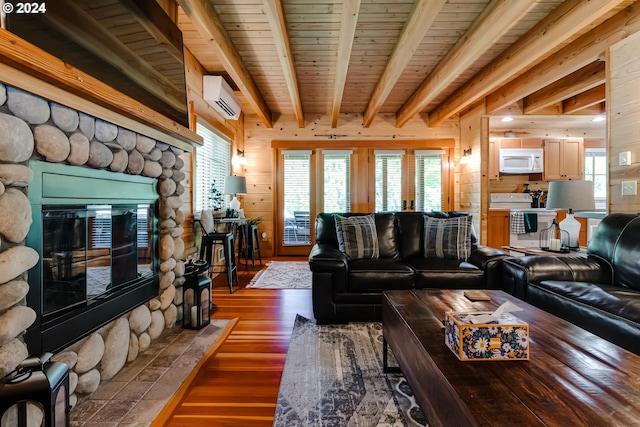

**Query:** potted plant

left=209, top=180, right=223, bottom=212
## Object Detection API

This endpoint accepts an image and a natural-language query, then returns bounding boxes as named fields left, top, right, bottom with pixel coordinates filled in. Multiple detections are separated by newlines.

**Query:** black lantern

left=183, top=260, right=212, bottom=330
left=539, top=219, right=570, bottom=252
left=0, top=352, right=70, bottom=427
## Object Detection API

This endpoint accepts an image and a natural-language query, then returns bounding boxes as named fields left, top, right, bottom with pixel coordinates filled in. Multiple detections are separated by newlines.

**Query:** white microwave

left=499, top=148, right=544, bottom=174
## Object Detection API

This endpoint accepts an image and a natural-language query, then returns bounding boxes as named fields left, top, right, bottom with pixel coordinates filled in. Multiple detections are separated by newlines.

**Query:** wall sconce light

left=231, top=149, right=247, bottom=166
left=460, top=148, right=472, bottom=164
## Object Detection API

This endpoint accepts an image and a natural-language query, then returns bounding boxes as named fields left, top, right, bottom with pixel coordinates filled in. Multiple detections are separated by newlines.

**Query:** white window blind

left=585, top=148, right=607, bottom=210
left=323, top=150, right=351, bottom=213
left=414, top=150, right=444, bottom=212
left=136, top=206, right=148, bottom=248
left=374, top=151, right=404, bottom=212
left=195, top=121, right=231, bottom=213
left=91, top=209, right=111, bottom=249
left=282, top=151, right=311, bottom=245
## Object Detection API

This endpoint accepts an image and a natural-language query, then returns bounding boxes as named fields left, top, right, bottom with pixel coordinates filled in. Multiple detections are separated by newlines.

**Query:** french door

left=370, top=149, right=449, bottom=212
left=276, top=149, right=315, bottom=255
left=275, top=145, right=451, bottom=255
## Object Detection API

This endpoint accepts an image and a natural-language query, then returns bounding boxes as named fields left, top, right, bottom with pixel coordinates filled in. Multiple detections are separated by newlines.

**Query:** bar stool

left=235, top=221, right=250, bottom=271
left=198, top=210, right=238, bottom=294
left=248, top=224, right=262, bottom=267
left=199, top=231, right=238, bottom=294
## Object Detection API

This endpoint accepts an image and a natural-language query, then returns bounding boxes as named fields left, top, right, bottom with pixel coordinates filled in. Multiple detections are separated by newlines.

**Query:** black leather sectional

left=502, top=213, right=640, bottom=355
left=309, top=211, right=509, bottom=324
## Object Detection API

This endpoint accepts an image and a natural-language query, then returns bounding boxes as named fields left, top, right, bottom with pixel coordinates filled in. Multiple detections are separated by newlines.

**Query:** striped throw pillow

left=423, top=216, right=472, bottom=261
left=335, top=214, right=380, bottom=260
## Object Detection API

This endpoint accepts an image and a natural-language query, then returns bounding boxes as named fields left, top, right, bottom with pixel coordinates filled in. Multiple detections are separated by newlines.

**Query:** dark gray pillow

left=423, top=216, right=472, bottom=261
left=335, top=214, right=380, bottom=260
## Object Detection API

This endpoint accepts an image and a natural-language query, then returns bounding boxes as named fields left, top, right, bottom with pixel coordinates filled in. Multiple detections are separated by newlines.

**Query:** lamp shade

left=546, top=180, right=595, bottom=211
left=223, top=175, right=247, bottom=195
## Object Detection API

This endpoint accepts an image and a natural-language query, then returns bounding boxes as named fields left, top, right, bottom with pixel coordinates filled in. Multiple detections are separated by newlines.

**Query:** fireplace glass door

left=42, top=204, right=154, bottom=319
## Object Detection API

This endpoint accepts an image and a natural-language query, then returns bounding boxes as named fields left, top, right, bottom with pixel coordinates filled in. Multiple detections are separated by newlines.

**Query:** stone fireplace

left=0, top=83, right=191, bottom=415
left=25, top=161, right=159, bottom=355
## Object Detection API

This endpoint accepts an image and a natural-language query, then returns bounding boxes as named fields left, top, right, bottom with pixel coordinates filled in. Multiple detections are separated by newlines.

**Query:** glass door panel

left=374, top=150, right=404, bottom=212
left=277, top=150, right=315, bottom=255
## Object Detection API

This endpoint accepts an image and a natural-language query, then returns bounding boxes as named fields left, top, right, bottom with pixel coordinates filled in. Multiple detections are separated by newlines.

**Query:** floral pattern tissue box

left=444, top=311, right=529, bottom=361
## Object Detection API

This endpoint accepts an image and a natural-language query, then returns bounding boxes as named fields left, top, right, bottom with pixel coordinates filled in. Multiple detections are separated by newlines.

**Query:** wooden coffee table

left=382, top=289, right=640, bottom=427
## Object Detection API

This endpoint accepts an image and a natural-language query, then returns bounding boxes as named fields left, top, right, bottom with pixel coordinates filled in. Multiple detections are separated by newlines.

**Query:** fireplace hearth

left=25, top=161, right=159, bottom=354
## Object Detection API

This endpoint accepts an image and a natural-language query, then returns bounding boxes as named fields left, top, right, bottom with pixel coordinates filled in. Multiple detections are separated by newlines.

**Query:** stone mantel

left=0, top=28, right=202, bottom=151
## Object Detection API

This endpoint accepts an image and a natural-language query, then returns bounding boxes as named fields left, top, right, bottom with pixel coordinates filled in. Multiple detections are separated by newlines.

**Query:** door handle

left=402, top=200, right=407, bottom=210
left=410, top=200, right=415, bottom=210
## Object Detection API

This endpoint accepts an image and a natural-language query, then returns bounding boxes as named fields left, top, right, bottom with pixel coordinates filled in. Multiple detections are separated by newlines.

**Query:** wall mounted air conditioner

left=203, top=75, right=241, bottom=120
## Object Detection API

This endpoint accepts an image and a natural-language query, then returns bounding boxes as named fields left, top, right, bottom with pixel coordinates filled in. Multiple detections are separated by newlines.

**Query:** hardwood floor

left=160, top=256, right=313, bottom=426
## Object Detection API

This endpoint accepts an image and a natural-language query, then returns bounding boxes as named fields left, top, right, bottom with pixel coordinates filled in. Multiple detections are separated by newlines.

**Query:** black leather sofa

left=309, top=211, right=509, bottom=324
left=502, top=213, right=640, bottom=354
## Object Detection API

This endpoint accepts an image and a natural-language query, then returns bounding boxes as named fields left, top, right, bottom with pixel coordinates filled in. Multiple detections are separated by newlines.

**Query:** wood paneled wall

left=180, top=47, right=245, bottom=258
left=243, top=113, right=460, bottom=256
left=608, top=31, right=640, bottom=214
left=459, top=103, right=485, bottom=242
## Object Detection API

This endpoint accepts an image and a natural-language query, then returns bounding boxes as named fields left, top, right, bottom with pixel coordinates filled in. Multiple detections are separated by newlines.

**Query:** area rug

left=247, top=261, right=312, bottom=289
left=273, top=315, right=428, bottom=426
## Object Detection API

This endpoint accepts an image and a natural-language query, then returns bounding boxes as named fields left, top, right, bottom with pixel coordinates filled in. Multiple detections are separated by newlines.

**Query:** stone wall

left=0, top=82, right=190, bottom=418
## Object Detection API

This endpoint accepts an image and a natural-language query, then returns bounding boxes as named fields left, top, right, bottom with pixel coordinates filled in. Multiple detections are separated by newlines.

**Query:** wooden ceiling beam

left=118, top=0, right=184, bottom=63
left=563, top=84, right=606, bottom=114
left=485, top=2, right=639, bottom=114
left=395, top=0, right=538, bottom=128
left=263, top=0, right=304, bottom=128
left=46, top=0, right=187, bottom=113
left=523, top=61, right=605, bottom=114
left=362, top=0, right=446, bottom=128
left=177, top=0, right=273, bottom=128
left=331, top=0, right=361, bottom=128
left=427, top=0, right=626, bottom=128
left=567, top=102, right=605, bottom=116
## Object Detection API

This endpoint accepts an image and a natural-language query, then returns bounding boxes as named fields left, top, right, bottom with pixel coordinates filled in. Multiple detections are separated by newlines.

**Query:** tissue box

left=444, top=311, right=529, bottom=361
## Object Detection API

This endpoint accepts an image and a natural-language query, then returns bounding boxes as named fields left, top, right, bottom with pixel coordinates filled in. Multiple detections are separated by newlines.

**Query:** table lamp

left=224, top=175, right=247, bottom=215
left=546, top=180, right=595, bottom=249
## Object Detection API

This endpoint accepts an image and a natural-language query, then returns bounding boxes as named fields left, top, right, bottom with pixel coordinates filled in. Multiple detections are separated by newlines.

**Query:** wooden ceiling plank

left=117, top=0, right=184, bottom=63
left=486, top=3, right=639, bottom=114
left=177, top=0, right=273, bottom=128
left=523, top=61, right=605, bottom=114
left=427, top=0, right=626, bottom=128
left=563, top=84, right=606, bottom=114
left=331, top=0, right=361, bottom=128
left=263, top=0, right=304, bottom=127
left=45, top=0, right=186, bottom=113
left=362, top=0, right=446, bottom=128
left=396, top=0, right=538, bottom=128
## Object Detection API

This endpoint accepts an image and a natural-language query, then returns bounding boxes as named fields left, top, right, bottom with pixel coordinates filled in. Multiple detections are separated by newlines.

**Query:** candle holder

left=183, top=260, right=211, bottom=330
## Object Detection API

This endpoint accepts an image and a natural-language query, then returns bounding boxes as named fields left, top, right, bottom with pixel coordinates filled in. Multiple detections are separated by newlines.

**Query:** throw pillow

left=200, top=210, right=214, bottom=234
left=423, top=216, right=472, bottom=261
left=335, top=214, right=380, bottom=260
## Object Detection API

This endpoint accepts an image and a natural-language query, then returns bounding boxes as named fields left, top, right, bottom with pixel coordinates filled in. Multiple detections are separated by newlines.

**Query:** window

left=584, top=148, right=606, bottom=209
left=374, top=150, right=404, bottom=212
left=414, top=150, right=444, bottom=212
left=282, top=150, right=311, bottom=245
left=194, top=121, right=231, bottom=213
left=323, top=150, right=351, bottom=212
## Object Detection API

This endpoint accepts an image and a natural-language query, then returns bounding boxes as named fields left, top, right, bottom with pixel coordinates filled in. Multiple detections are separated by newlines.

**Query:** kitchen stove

left=489, top=193, right=558, bottom=250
